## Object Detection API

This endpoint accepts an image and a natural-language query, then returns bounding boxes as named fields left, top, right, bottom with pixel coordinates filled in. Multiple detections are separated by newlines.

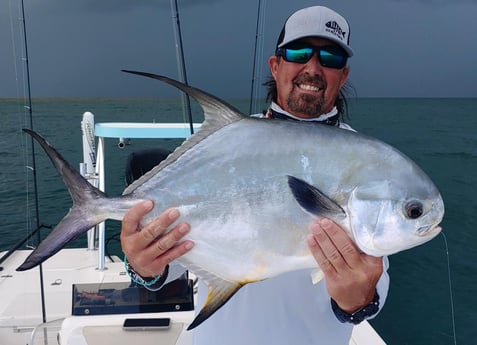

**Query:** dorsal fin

left=122, top=71, right=247, bottom=194
left=122, top=70, right=245, bottom=128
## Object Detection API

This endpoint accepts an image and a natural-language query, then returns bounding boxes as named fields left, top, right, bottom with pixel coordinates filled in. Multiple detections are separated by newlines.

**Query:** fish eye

left=405, top=200, right=424, bottom=219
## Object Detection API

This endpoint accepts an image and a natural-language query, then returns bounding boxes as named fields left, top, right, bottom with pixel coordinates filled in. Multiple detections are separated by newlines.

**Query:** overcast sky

left=1, top=0, right=476, bottom=99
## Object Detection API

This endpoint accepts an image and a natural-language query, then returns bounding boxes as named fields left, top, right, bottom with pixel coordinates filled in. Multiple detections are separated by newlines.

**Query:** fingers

left=307, top=218, right=360, bottom=274
left=137, top=208, right=181, bottom=247
left=308, top=218, right=384, bottom=312
left=120, top=203, right=194, bottom=278
left=152, top=232, right=194, bottom=266
left=143, top=222, right=194, bottom=275
left=151, top=222, right=191, bottom=254
left=122, top=200, right=154, bottom=237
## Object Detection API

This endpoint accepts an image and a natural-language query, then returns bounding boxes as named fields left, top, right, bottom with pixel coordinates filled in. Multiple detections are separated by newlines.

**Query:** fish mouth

left=416, top=224, right=442, bottom=237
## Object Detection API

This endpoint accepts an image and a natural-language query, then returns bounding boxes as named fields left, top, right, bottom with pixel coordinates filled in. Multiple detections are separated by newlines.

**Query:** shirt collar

left=266, top=102, right=340, bottom=126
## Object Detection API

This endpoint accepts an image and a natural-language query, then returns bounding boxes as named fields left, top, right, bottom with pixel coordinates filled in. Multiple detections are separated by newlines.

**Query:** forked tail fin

left=17, top=129, right=136, bottom=271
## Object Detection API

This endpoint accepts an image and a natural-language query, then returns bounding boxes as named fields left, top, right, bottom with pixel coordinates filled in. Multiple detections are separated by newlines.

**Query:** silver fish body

left=18, top=72, right=444, bottom=329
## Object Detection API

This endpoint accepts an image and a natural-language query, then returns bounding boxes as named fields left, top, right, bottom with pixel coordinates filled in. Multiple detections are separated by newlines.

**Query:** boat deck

left=0, top=248, right=386, bottom=345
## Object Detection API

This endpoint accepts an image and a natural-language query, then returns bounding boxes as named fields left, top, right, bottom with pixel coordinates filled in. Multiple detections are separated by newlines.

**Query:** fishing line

left=5, top=0, right=48, bottom=325
left=440, top=231, right=457, bottom=345
left=170, top=0, right=194, bottom=135
left=255, top=0, right=267, bottom=112
left=249, top=0, right=267, bottom=115
left=8, top=0, right=33, bottom=243
left=8, top=0, right=48, bottom=323
left=8, top=0, right=20, bottom=96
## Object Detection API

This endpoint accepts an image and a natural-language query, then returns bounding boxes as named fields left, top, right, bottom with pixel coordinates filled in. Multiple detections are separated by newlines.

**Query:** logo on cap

left=325, top=21, right=346, bottom=41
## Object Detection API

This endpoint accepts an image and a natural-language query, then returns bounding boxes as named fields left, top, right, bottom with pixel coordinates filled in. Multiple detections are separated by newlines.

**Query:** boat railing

left=83, top=112, right=201, bottom=270
left=29, top=318, right=64, bottom=345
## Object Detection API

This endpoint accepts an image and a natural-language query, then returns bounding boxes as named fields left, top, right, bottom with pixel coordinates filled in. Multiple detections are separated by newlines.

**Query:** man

left=121, top=5, right=389, bottom=344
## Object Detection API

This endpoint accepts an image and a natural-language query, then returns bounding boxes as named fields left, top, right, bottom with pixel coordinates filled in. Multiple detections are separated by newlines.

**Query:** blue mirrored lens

left=319, top=50, right=346, bottom=68
left=285, top=48, right=314, bottom=63
left=281, top=46, right=347, bottom=69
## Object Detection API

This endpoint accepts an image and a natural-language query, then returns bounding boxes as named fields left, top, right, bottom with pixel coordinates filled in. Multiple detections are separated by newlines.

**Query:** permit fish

left=17, top=71, right=444, bottom=330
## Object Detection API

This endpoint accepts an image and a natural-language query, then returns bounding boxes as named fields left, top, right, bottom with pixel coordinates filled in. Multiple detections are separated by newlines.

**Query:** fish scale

left=17, top=71, right=444, bottom=330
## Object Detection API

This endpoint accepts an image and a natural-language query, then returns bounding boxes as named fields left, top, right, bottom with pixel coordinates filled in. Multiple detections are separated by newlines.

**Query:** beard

left=286, top=74, right=327, bottom=117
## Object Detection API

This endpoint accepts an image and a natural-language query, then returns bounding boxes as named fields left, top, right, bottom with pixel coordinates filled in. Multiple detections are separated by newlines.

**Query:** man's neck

left=266, top=102, right=340, bottom=126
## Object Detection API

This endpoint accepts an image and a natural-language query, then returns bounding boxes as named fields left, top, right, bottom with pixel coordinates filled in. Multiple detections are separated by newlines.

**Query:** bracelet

left=331, top=290, right=380, bottom=325
left=124, top=254, right=167, bottom=287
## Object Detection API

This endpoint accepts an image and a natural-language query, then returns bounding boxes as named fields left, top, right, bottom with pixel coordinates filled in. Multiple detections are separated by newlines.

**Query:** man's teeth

left=299, top=84, right=321, bottom=91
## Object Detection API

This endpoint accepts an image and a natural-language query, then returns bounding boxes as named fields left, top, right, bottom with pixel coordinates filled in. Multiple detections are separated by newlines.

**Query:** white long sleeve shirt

left=146, top=103, right=390, bottom=344
left=191, top=104, right=390, bottom=345
left=193, top=258, right=389, bottom=345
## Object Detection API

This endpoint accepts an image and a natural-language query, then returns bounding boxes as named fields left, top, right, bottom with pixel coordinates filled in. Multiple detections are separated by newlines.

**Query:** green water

left=1, top=97, right=476, bottom=344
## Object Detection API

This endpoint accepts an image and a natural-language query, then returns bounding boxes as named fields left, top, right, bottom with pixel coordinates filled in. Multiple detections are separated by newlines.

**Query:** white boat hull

left=0, top=248, right=385, bottom=345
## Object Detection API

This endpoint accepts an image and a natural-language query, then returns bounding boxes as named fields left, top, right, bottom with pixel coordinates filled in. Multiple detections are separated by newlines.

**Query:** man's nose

left=303, top=53, right=325, bottom=73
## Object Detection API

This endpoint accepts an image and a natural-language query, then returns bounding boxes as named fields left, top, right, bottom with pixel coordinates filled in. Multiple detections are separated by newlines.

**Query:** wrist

left=331, top=290, right=380, bottom=325
left=336, top=289, right=376, bottom=314
left=124, top=255, right=169, bottom=288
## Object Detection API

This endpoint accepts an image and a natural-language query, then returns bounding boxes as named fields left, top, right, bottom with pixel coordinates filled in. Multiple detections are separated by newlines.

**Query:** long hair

left=263, top=75, right=354, bottom=121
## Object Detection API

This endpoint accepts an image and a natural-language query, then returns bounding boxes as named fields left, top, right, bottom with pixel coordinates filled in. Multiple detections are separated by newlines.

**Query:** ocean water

left=0, top=97, right=476, bottom=344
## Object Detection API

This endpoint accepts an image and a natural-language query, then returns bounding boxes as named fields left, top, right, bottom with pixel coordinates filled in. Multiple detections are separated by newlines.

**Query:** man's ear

left=268, top=55, right=279, bottom=80
left=339, top=66, right=350, bottom=89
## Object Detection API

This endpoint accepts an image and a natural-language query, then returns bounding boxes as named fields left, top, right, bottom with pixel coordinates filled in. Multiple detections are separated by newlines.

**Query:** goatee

left=287, top=74, right=326, bottom=117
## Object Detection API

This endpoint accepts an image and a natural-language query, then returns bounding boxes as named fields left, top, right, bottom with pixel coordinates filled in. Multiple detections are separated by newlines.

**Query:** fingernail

left=185, top=241, right=194, bottom=250
left=179, top=223, right=190, bottom=234
left=169, top=208, right=180, bottom=220
left=320, top=218, right=332, bottom=229
left=311, top=223, right=321, bottom=234
left=143, top=200, right=154, bottom=209
left=306, top=234, right=317, bottom=246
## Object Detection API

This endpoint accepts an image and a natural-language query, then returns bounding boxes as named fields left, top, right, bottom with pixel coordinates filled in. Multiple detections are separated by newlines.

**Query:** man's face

left=268, top=37, right=350, bottom=119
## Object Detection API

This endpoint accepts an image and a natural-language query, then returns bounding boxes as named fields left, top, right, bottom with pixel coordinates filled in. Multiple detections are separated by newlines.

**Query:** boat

left=1, top=2, right=387, bottom=344
left=0, top=112, right=387, bottom=345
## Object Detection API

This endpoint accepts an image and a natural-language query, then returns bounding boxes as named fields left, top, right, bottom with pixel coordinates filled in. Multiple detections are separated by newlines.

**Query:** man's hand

left=307, top=218, right=383, bottom=313
left=120, top=200, right=194, bottom=278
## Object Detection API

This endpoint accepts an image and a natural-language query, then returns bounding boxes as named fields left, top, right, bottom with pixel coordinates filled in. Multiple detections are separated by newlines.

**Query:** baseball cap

left=276, top=6, right=353, bottom=57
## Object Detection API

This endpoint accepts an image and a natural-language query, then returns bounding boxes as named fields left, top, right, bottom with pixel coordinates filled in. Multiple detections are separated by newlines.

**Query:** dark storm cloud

left=391, top=0, right=477, bottom=2
left=53, top=0, right=223, bottom=12
left=16, top=0, right=223, bottom=17
left=1, top=0, right=476, bottom=98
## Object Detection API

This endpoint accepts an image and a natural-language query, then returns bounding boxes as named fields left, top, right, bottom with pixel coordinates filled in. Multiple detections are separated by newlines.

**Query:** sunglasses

left=275, top=44, right=348, bottom=69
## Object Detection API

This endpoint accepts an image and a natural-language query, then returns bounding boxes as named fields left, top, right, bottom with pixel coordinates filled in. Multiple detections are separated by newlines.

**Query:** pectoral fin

left=187, top=276, right=244, bottom=330
left=288, top=175, right=345, bottom=218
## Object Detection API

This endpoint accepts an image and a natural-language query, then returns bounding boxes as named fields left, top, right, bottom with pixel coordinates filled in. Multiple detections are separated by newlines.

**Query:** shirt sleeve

left=369, top=256, right=390, bottom=320
left=142, top=263, right=188, bottom=292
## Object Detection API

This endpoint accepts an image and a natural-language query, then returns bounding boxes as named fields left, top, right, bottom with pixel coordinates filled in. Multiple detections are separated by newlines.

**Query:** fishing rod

left=18, top=0, right=48, bottom=324
left=0, top=224, right=52, bottom=269
left=248, top=0, right=266, bottom=115
left=171, top=0, right=194, bottom=135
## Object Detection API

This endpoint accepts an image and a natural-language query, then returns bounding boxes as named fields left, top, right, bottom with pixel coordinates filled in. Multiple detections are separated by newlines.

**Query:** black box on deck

left=72, top=277, right=194, bottom=316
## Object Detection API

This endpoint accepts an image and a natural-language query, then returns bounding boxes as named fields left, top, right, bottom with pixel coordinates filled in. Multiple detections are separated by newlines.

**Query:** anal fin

left=187, top=277, right=244, bottom=330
